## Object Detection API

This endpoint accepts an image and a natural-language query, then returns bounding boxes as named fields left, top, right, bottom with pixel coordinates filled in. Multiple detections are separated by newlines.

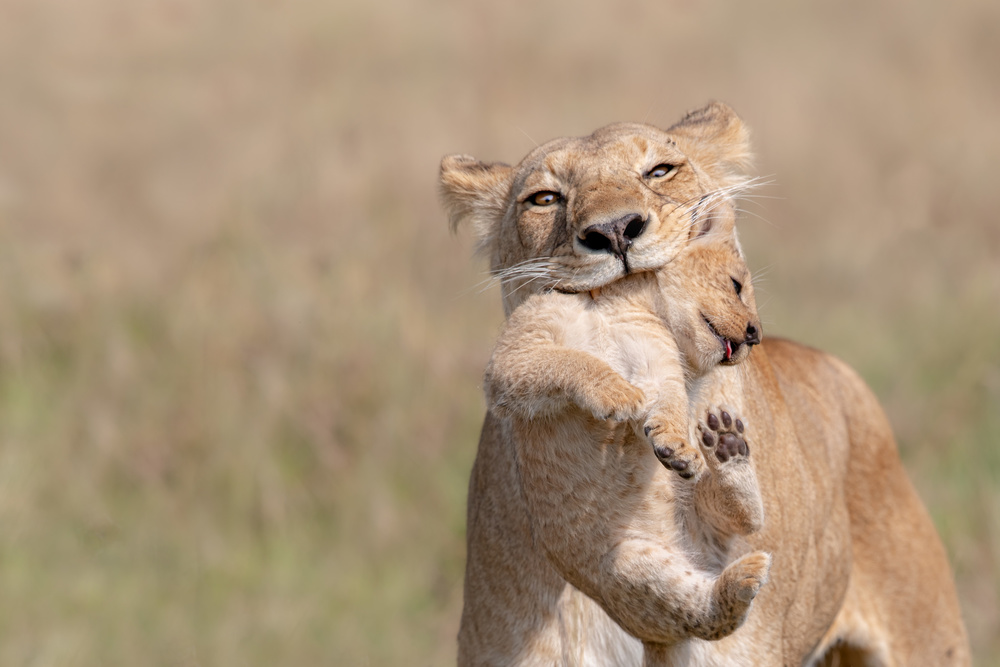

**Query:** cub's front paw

left=698, top=406, right=750, bottom=464
left=694, top=404, right=764, bottom=535
left=644, top=420, right=705, bottom=480
left=576, top=374, right=646, bottom=422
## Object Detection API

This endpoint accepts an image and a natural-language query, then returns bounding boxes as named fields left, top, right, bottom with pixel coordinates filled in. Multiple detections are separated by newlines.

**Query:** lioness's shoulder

left=759, top=337, right=885, bottom=423
left=760, top=338, right=857, bottom=382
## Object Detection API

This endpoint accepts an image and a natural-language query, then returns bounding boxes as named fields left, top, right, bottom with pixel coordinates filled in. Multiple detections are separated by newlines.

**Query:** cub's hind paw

left=698, top=406, right=750, bottom=465
left=720, top=551, right=771, bottom=603
left=696, top=551, right=772, bottom=641
left=644, top=420, right=705, bottom=480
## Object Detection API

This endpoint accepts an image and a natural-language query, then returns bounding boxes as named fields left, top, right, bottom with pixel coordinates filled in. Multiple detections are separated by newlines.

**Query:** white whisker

left=515, top=125, right=539, bottom=149
left=751, top=264, right=775, bottom=283
left=459, top=256, right=560, bottom=297
left=732, top=208, right=776, bottom=227
left=504, top=273, right=556, bottom=297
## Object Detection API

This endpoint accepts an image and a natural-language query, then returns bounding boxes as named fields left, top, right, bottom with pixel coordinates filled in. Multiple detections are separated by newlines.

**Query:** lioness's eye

left=731, top=277, right=743, bottom=295
left=529, top=191, right=560, bottom=206
left=646, top=164, right=678, bottom=179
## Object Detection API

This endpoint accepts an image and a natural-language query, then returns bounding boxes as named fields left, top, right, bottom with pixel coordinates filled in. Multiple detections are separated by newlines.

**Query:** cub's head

left=441, top=102, right=754, bottom=315
left=657, top=226, right=762, bottom=375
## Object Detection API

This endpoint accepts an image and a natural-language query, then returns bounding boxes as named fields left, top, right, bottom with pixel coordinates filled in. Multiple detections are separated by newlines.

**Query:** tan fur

left=440, top=104, right=750, bottom=317
left=483, top=232, right=770, bottom=650
left=442, top=103, right=970, bottom=666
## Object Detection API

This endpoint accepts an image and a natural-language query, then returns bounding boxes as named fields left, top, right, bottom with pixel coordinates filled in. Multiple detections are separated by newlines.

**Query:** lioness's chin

left=555, top=253, right=680, bottom=296
left=553, top=263, right=629, bottom=295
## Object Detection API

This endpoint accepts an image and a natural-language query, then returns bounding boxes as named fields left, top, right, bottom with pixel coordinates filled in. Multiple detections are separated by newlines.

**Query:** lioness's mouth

left=702, top=314, right=742, bottom=363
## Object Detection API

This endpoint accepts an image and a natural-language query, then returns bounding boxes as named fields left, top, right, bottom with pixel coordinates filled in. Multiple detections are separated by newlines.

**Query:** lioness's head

left=441, top=102, right=754, bottom=315
left=656, top=227, right=762, bottom=374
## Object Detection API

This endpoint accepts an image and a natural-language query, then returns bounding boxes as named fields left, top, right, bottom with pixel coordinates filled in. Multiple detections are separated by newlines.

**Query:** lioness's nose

left=745, top=323, right=761, bottom=347
left=579, top=213, right=647, bottom=259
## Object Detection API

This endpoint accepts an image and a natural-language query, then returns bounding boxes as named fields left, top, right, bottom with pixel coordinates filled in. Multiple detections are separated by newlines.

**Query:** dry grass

left=0, top=0, right=996, bottom=664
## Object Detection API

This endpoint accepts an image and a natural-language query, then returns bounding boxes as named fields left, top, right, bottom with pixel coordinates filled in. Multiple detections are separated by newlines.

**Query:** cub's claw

left=645, top=419, right=705, bottom=480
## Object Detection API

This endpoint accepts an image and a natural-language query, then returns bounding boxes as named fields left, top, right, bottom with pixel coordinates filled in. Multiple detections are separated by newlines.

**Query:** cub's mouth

left=702, top=314, right=742, bottom=364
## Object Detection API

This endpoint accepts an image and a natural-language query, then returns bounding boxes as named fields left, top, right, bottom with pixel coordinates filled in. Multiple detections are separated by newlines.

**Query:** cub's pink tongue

left=725, top=340, right=733, bottom=360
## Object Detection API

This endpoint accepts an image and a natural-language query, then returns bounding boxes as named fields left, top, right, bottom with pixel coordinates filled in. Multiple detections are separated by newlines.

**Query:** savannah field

left=0, top=0, right=997, bottom=664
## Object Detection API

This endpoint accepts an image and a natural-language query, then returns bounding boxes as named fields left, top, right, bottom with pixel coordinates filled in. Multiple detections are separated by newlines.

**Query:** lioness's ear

left=440, top=154, right=514, bottom=252
left=668, top=102, right=752, bottom=181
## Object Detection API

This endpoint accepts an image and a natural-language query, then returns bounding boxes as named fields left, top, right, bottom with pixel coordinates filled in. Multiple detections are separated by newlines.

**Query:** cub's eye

left=731, top=277, right=743, bottom=295
left=646, top=163, right=678, bottom=179
left=528, top=191, right=560, bottom=206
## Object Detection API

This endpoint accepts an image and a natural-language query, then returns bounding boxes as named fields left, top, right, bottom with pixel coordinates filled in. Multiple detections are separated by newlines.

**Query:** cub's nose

left=579, top=213, right=647, bottom=259
left=745, top=323, right=761, bottom=347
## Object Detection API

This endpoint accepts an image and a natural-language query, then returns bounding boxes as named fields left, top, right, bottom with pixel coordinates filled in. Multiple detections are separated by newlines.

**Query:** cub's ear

left=439, top=154, right=514, bottom=251
left=668, top=102, right=752, bottom=181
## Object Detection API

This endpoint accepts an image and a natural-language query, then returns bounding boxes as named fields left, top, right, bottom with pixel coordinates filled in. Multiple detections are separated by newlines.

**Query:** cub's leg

left=487, top=343, right=647, bottom=422
left=591, top=541, right=771, bottom=647
left=696, top=549, right=771, bottom=639
left=693, top=406, right=765, bottom=535
left=517, top=416, right=770, bottom=649
left=643, top=403, right=706, bottom=480
left=641, top=552, right=771, bottom=665
left=618, top=549, right=771, bottom=661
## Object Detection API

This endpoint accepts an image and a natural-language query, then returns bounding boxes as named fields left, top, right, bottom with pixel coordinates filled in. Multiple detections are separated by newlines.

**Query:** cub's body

left=480, top=238, right=770, bottom=664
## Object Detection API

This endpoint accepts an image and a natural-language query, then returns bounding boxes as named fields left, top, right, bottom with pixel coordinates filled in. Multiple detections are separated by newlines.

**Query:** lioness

left=442, top=103, right=970, bottom=665
left=484, top=225, right=771, bottom=648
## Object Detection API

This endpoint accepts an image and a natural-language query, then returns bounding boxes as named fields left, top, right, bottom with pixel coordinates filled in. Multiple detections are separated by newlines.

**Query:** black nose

left=745, top=323, right=760, bottom=347
left=579, top=214, right=647, bottom=259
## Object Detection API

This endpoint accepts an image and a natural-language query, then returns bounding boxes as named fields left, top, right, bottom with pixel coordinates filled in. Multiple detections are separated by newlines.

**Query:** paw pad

left=699, top=407, right=750, bottom=464
left=645, top=420, right=703, bottom=480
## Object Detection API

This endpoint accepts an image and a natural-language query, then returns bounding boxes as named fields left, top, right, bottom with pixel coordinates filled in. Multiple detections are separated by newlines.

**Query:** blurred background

left=0, top=0, right=996, bottom=664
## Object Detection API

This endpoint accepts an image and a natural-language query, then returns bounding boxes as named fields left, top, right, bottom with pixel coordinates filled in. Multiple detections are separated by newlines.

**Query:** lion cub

left=484, top=231, right=770, bottom=643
